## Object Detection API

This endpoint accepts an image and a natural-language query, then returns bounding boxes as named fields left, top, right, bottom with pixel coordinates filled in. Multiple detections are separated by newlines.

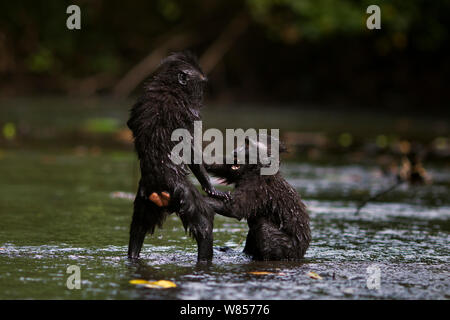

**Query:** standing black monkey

left=127, top=52, right=228, bottom=261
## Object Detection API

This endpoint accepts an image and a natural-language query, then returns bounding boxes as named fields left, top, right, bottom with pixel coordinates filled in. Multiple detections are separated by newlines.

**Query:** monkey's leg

left=244, top=219, right=294, bottom=261
left=146, top=188, right=215, bottom=261
left=194, top=221, right=213, bottom=262
left=179, top=210, right=213, bottom=262
left=128, top=195, right=148, bottom=259
left=128, top=193, right=167, bottom=259
left=173, top=183, right=215, bottom=262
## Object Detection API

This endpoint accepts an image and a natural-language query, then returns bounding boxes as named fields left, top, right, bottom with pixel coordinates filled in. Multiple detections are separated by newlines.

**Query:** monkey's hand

left=189, top=163, right=231, bottom=201
left=204, top=187, right=231, bottom=201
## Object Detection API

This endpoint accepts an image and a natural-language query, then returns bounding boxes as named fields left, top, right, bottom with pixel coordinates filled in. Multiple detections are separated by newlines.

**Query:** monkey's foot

left=149, top=192, right=170, bottom=207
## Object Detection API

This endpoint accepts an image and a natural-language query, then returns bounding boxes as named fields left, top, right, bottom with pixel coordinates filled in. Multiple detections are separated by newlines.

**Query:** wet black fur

left=205, top=144, right=311, bottom=261
left=127, top=52, right=227, bottom=261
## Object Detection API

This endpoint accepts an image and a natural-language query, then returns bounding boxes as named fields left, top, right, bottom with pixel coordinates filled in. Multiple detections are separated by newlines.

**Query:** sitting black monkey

left=149, top=138, right=311, bottom=261
left=204, top=139, right=311, bottom=261
left=127, top=52, right=229, bottom=261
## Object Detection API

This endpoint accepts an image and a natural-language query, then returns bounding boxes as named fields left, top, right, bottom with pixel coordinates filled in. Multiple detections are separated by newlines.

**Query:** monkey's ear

left=178, top=72, right=188, bottom=85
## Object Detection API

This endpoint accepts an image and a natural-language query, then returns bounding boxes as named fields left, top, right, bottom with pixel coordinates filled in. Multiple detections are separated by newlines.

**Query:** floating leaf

left=129, top=279, right=150, bottom=285
left=129, top=279, right=176, bottom=289
left=146, top=280, right=177, bottom=289
left=307, top=272, right=323, bottom=280
left=248, top=271, right=287, bottom=276
left=248, top=271, right=273, bottom=275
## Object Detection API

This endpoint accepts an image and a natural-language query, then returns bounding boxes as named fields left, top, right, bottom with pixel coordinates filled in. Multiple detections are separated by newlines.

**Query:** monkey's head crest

left=162, top=51, right=202, bottom=71
left=149, top=51, right=207, bottom=105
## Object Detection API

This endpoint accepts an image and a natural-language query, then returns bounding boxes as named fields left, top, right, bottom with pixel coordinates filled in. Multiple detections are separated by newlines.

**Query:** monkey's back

left=234, top=173, right=311, bottom=260
left=127, top=89, right=201, bottom=192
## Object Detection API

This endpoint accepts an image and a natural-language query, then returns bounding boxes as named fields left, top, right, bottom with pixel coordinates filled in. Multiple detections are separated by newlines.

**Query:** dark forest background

left=0, top=0, right=449, bottom=113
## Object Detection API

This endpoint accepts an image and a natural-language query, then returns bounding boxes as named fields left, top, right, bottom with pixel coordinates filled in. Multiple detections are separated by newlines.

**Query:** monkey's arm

left=147, top=190, right=242, bottom=220
left=203, top=197, right=244, bottom=221
left=189, top=163, right=230, bottom=200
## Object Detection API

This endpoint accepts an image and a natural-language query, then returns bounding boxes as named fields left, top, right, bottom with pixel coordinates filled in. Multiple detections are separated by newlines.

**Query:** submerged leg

left=128, top=187, right=167, bottom=259
left=173, top=183, right=215, bottom=262
left=244, top=218, right=300, bottom=261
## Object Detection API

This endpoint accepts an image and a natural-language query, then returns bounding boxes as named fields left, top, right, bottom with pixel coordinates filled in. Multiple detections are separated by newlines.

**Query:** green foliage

left=338, top=132, right=353, bottom=147
left=247, top=0, right=448, bottom=42
left=2, top=123, right=16, bottom=140
left=26, top=47, right=54, bottom=73
left=246, top=0, right=449, bottom=47
left=83, top=118, right=119, bottom=134
left=247, top=0, right=364, bottom=41
left=157, top=0, right=182, bottom=21
left=0, top=0, right=448, bottom=101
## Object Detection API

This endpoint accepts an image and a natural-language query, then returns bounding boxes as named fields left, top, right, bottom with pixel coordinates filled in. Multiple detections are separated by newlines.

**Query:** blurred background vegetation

left=1, top=0, right=449, bottom=109
left=0, top=0, right=448, bottom=164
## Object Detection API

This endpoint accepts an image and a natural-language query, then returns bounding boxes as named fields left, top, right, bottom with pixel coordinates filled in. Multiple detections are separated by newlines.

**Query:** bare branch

left=200, top=12, right=249, bottom=75
left=112, top=33, right=194, bottom=98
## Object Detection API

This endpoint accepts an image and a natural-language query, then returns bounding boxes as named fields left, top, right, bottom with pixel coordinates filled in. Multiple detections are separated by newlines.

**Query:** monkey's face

left=206, top=162, right=256, bottom=185
left=206, top=149, right=262, bottom=184
left=206, top=135, right=286, bottom=184
left=154, top=52, right=208, bottom=106
left=177, top=65, right=208, bottom=103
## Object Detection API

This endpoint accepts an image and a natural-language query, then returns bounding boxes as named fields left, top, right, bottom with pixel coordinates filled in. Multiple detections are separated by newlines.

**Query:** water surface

left=0, top=151, right=448, bottom=299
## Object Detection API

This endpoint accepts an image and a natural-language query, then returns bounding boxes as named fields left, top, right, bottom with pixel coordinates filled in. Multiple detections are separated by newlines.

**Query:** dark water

left=0, top=150, right=448, bottom=299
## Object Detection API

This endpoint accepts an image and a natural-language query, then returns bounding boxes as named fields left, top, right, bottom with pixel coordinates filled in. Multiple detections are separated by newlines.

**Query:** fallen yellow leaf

left=307, top=272, right=323, bottom=280
left=148, top=280, right=177, bottom=288
left=129, top=279, right=176, bottom=289
left=248, top=271, right=273, bottom=275
left=129, top=279, right=150, bottom=285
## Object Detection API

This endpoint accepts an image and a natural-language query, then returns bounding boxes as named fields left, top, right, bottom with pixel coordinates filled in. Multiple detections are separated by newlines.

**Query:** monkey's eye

left=178, top=72, right=188, bottom=85
left=231, top=165, right=240, bottom=170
